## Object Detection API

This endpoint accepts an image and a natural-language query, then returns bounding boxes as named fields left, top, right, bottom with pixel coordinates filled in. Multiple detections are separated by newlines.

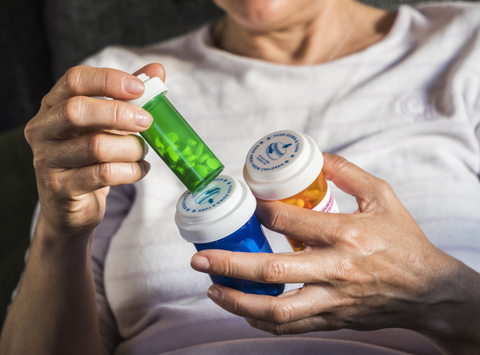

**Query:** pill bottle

left=243, top=130, right=339, bottom=252
left=127, top=74, right=224, bottom=193
left=175, top=175, right=285, bottom=296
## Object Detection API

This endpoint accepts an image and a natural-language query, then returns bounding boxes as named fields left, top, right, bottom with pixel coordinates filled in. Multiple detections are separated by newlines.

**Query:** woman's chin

left=213, top=0, right=297, bottom=31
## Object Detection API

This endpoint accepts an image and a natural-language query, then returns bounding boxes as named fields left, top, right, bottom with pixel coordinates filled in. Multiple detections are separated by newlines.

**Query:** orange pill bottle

left=243, top=130, right=339, bottom=251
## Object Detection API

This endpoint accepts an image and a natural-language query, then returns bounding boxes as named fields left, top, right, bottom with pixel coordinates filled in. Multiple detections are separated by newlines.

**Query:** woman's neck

left=212, top=0, right=397, bottom=65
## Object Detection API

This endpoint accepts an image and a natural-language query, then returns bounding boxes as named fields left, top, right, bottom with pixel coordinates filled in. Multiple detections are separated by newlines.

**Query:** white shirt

left=78, top=3, right=480, bottom=354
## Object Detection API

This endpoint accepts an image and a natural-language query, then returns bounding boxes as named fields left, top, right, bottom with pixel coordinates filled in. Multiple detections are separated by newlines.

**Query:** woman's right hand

left=25, top=64, right=165, bottom=239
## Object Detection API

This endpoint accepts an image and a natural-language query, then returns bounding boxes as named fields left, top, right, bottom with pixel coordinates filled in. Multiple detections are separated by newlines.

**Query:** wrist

left=416, top=253, right=480, bottom=353
left=33, top=212, right=94, bottom=257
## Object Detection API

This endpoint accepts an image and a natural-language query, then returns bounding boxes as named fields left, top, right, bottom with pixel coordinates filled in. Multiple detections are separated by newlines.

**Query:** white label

left=180, top=177, right=234, bottom=215
left=312, top=186, right=340, bottom=213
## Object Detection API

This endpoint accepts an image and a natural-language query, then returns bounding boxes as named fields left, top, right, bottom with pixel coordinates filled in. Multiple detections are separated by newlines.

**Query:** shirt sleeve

left=91, top=184, right=136, bottom=354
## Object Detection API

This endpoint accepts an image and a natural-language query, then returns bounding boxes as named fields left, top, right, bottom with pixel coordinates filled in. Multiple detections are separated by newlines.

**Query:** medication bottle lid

left=243, top=130, right=324, bottom=200
left=175, top=175, right=256, bottom=244
left=125, top=73, right=169, bottom=108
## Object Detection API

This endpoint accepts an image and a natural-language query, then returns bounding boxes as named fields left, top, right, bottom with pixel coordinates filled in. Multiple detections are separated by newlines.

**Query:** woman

left=1, top=0, right=480, bottom=354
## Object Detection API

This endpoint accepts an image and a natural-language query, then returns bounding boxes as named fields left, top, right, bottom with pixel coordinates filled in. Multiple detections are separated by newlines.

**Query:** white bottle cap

left=125, top=73, right=169, bottom=108
left=175, top=175, right=257, bottom=244
left=243, top=130, right=324, bottom=200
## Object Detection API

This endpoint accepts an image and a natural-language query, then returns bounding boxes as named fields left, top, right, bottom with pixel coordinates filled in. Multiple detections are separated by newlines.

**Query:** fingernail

left=191, top=255, right=210, bottom=271
left=135, top=110, right=152, bottom=128
left=208, top=286, right=222, bottom=304
left=142, top=161, right=151, bottom=174
left=124, top=78, right=144, bottom=95
left=142, top=140, right=149, bottom=158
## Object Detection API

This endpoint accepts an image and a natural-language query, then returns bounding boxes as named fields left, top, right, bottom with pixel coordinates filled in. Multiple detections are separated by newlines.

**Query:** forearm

left=0, top=216, right=102, bottom=355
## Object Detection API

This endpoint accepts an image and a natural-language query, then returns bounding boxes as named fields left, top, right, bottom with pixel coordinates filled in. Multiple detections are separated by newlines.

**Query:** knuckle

left=334, top=259, right=356, bottom=282
left=322, top=316, right=339, bottom=331
left=39, top=171, right=62, bottom=195
left=24, top=121, right=35, bottom=145
left=343, top=222, right=362, bottom=244
left=219, top=252, right=237, bottom=277
left=261, top=203, right=286, bottom=232
left=63, top=96, right=85, bottom=127
left=229, top=296, right=245, bottom=316
left=64, top=66, right=84, bottom=93
left=88, top=134, right=108, bottom=162
left=102, top=69, right=117, bottom=92
left=261, top=258, right=287, bottom=283
left=65, top=65, right=83, bottom=92
left=269, top=324, right=285, bottom=336
left=111, top=101, right=126, bottom=127
left=270, top=301, right=291, bottom=325
left=376, top=179, right=394, bottom=198
left=41, top=93, right=55, bottom=110
left=32, top=155, right=47, bottom=172
left=95, top=163, right=113, bottom=186
left=378, top=179, right=392, bottom=193
left=330, top=154, right=350, bottom=174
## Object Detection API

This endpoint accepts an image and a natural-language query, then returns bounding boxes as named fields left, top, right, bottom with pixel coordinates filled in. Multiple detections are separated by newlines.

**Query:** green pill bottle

left=127, top=74, right=224, bottom=193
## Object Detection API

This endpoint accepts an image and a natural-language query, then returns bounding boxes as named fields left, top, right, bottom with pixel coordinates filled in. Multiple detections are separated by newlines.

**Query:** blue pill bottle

left=175, top=175, right=285, bottom=296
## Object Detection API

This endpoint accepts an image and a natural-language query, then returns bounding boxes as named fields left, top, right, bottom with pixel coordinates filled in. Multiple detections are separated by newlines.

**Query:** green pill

left=185, top=154, right=198, bottom=163
left=181, top=146, right=192, bottom=156
left=195, top=143, right=204, bottom=157
left=166, top=132, right=179, bottom=144
left=195, top=165, right=209, bottom=179
left=206, top=158, right=221, bottom=170
left=176, top=167, right=185, bottom=175
left=127, top=74, right=224, bottom=193
left=168, top=150, right=180, bottom=163
left=187, top=138, right=197, bottom=147
left=198, top=153, right=210, bottom=164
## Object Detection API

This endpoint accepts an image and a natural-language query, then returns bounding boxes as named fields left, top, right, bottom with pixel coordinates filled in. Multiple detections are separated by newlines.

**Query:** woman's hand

left=0, top=64, right=165, bottom=355
left=191, top=154, right=480, bottom=354
left=25, top=64, right=164, bottom=239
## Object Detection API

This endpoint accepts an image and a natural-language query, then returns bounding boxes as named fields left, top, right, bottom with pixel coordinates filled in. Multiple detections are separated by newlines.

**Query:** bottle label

left=180, top=176, right=234, bottom=215
left=312, top=186, right=340, bottom=213
left=247, top=131, right=303, bottom=173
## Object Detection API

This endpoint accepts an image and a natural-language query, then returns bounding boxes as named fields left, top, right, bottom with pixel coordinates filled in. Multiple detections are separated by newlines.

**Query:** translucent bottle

left=175, top=175, right=285, bottom=296
left=127, top=74, right=224, bottom=193
left=243, top=130, right=339, bottom=251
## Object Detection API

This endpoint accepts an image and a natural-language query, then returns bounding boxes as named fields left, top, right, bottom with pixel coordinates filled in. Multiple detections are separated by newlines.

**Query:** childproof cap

left=243, top=130, right=324, bottom=200
left=175, top=175, right=257, bottom=244
left=175, top=175, right=285, bottom=296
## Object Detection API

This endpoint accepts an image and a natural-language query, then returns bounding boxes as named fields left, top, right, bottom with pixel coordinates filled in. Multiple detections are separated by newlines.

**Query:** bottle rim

left=175, top=175, right=256, bottom=243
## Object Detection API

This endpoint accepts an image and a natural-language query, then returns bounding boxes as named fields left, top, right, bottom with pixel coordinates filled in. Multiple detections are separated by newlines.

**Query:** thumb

left=133, top=63, right=166, bottom=82
left=322, top=153, right=394, bottom=212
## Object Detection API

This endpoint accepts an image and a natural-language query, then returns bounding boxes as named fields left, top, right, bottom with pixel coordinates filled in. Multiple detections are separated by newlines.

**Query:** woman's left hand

left=191, top=154, right=480, bottom=353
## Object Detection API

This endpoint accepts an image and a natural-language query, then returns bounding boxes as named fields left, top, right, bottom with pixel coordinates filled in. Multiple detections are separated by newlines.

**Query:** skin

left=0, top=63, right=165, bottom=355
left=211, top=0, right=397, bottom=64
left=191, top=154, right=480, bottom=354
left=1, top=0, right=479, bottom=354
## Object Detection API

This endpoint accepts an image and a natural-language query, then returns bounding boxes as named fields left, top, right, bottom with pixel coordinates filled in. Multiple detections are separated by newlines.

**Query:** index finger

left=191, top=249, right=335, bottom=284
left=255, top=200, right=347, bottom=246
left=43, top=64, right=166, bottom=108
left=255, top=154, right=395, bottom=244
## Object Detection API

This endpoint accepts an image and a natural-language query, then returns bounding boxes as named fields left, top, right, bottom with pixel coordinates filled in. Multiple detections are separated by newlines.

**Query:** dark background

left=0, top=0, right=476, bottom=327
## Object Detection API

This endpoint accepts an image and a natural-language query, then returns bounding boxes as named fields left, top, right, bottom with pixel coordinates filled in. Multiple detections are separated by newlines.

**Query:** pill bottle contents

left=243, top=130, right=339, bottom=252
left=175, top=175, right=285, bottom=296
left=127, top=74, right=224, bottom=193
